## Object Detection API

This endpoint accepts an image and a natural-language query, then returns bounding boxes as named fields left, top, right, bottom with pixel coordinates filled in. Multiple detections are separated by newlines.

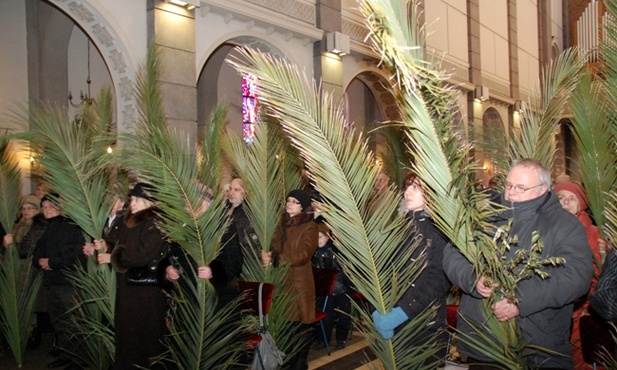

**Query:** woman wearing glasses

left=262, top=189, right=318, bottom=370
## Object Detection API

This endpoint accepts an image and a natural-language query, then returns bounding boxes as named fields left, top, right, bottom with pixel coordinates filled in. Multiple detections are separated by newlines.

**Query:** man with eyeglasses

left=444, top=158, right=593, bottom=370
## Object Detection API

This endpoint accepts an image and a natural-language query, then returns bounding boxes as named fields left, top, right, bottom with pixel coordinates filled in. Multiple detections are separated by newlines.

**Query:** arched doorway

left=197, top=36, right=285, bottom=138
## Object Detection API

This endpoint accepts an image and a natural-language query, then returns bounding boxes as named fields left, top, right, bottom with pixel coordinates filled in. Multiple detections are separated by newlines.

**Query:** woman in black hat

left=262, top=189, right=318, bottom=370
left=105, top=183, right=170, bottom=369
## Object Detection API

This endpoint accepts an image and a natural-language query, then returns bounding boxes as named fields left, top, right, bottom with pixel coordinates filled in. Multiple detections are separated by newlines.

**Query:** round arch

left=48, top=0, right=138, bottom=132
left=344, top=69, right=400, bottom=125
left=197, top=36, right=286, bottom=136
left=481, top=106, right=504, bottom=183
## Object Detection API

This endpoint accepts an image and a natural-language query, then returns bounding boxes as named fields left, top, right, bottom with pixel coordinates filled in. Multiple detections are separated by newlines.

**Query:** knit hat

left=317, top=223, right=330, bottom=237
left=287, top=189, right=311, bottom=211
left=554, top=181, right=587, bottom=211
left=128, top=183, right=155, bottom=201
left=22, top=194, right=40, bottom=209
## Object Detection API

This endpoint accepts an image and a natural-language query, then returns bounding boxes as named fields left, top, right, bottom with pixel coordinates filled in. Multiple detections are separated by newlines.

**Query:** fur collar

left=124, top=207, right=159, bottom=228
left=282, top=211, right=313, bottom=228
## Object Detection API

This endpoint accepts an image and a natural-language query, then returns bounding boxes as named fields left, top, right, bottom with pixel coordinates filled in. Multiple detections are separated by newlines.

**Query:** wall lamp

left=326, top=31, right=350, bottom=56
left=166, top=0, right=199, bottom=10
left=474, top=85, right=489, bottom=102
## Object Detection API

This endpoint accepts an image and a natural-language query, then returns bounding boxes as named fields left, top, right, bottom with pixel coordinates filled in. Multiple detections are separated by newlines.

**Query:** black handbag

left=126, top=248, right=169, bottom=286
left=589, top=249, right=617, bottom=321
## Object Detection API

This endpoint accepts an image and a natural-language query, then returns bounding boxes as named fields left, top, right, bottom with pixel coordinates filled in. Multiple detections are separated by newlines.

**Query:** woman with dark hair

left=262, top=189, right=318, bottom=370
left=107, top=183, right=170, bottom=369
left=372, top=173, right=451, bottom=366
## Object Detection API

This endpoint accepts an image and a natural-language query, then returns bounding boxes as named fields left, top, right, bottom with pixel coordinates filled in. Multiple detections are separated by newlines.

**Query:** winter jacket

left=443, top=191, right=593, bottom=369
left=108, top=207, right=169, bottom=370
left=18, top=213, right=49, bottom=259
left=272, top=212, right=318, bottom=324
left=311, top=239, right=352, bottom=295
left=32, top=215, right=86, bottom=286
left=166, top=223, right=243, bottom=309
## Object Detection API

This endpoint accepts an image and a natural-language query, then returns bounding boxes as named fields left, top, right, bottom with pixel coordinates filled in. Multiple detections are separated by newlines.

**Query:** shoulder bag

left=126, top=247, right=169, bottom=286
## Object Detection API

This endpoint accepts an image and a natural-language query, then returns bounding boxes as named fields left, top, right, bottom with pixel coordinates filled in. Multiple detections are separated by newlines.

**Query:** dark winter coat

left=32, top=215, right=86, bottom=286
left=167, top=223, right=243, bottom=309
left=18, top=213, right=49, bottom=259
left=272, top=212, right=318, bottom=324
left=228, top=202, right=258, bottom=253
left=396, top=211, right=451, bottom=360
left=311, top=239, right=351, bottom=296
left=109, top=207, right=169, bottom=370
left=443, top=191, right=593, bottom=369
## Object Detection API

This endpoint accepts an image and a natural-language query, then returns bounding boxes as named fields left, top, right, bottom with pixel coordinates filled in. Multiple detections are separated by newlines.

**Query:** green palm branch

left=356, top=0, right=576, bottom=367
left=0, top=137, right=42, bottom=367
left=199, top=104, right=228, bottom=191
left=119, top=43, right=245, bottom=369
left=0, top=137, right=21, bottom=231
left=369, top=123, right=412, bottom=191
left=505, top=48, right=585, bottom=170
left=228, top=49, right=434, bottom=368
left=15, top=89, right=118, bottom=367
left=63, top=259, right=116, bottom=369
left=568, top=70, right=617, bottom=238
left=16, top=88, right=115, bottom=239
left=222, top=117, right=306, bottom=363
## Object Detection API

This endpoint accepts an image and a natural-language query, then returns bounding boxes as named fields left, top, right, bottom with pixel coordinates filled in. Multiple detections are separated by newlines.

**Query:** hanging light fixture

left=68, top=38, right=94, bottom=108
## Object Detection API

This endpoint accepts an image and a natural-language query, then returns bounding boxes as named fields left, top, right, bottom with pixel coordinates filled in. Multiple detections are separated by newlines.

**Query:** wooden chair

left=238, top=281, right=275, bottom=370
left=312, top=268, right=338, bottom=355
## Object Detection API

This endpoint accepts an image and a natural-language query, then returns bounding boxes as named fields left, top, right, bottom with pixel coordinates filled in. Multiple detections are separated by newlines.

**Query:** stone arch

left=344, top=70, right=400, bottom=158
left=48, top=0, right=137, bottom=132
left=197, top=36, right=285, bottom=136
left=481, top=106, right=504, bottom=182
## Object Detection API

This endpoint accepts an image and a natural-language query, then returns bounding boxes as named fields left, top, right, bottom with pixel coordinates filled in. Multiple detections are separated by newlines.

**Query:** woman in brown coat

left=262, top=189, right=318, bottom=370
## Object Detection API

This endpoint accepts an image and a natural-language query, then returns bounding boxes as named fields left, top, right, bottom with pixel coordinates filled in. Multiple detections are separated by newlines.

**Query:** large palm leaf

left=223, top=118, right=305, bottom=363
left=0, top=137, right=41, bottom=367
left=357, top=0, right=574, bottom=367
left=228, top=49, right=437, bottom=368
left=119, top=43, right=245, bottom=369
left=568, top=71, right=617, bottom=240
left=505, top=48, right=585, bottom=170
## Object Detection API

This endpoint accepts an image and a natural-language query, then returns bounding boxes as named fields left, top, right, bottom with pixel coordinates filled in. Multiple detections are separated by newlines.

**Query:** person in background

left=165, top=184, right=243, bottom=309
left=443, top=159, right=593, bottom=369
left=108, top=183, right=170, bottom=369
left=311, top=223, right=352, bottom=350
left=554, top=181, right=602, bottom=370
left=3, top=194, right=40, bottom=255
left=32, top=194, right=86, bottom=370
left=262, top=189, right=318, bottom=370
left=372, top=173, right=451, bottom=367
left=82, top=192, right=127, bottom=265
left=34, top=181, right=49, bottom=199
left=226, top=178, right=258, bottom=259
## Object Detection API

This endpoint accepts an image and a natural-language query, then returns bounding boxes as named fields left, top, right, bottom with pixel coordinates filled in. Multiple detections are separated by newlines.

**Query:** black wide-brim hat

left=128, top=182, right=155, bottom=201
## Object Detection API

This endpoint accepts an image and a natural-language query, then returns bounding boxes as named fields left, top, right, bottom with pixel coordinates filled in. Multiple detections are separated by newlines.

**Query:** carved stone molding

left=342, top=19, right=369, bottom=43
left=51, top=0, right=136, bottom=132
left=243, top=0, right=315, bottom=24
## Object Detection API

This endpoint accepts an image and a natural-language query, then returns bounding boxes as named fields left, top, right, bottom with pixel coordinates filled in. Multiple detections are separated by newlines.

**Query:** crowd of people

left=0, top=157, right=612, bottom=370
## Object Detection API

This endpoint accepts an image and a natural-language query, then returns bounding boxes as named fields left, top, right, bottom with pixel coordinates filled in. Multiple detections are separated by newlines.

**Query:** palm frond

left=507, top=48, right=585, bottom=169
left=199, top=104, right=228, bottom=191
left=0, top=137, right=22, bottom=231
left=64, top=259, right=116, bottom=369
left=222, top=115, right=306, bottom=362
left=0, top=247, right=42, bottom=367
left=228, top=48, right=429, bottom=368
left=119, top=42, right=243, bottom=369
left=568, top=70, right=617, bottom=236
left=16, top=89, right=115, bottom=240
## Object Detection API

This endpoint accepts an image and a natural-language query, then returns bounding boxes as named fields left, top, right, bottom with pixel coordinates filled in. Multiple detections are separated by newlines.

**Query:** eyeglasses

left=505, top=182, right=544, bottom=194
